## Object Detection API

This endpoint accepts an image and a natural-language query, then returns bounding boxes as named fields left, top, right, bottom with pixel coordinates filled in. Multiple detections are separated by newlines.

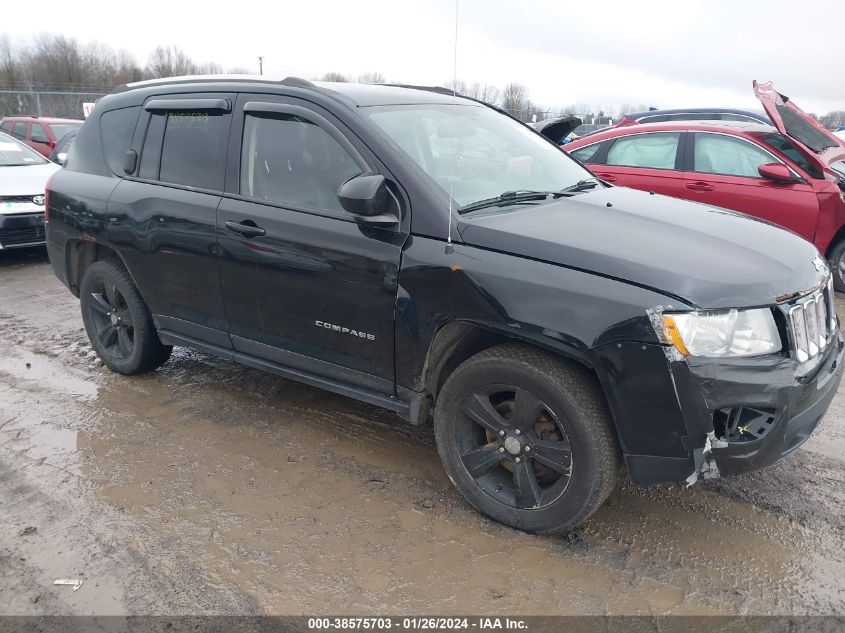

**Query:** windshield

left=757, top=132, right=822, bottom=178
left=364, top=104, right=592, bottom=208
left=49, top=123, right=82, bottom=142
left=0, top=132, right=48, bottom=166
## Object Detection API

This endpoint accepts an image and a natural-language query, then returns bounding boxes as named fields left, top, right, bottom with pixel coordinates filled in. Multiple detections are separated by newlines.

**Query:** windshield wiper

left=458, top=190, right=562, bottom=214
left=560, top=178, right=602, bottom=193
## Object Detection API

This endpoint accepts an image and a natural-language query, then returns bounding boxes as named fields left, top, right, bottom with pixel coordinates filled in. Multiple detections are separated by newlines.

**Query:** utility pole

left=258, top=56, right=264, bottom=76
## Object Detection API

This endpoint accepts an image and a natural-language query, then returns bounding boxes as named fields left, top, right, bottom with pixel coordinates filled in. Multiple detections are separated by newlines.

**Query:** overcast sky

left=10, top=0, right=844, bottom=114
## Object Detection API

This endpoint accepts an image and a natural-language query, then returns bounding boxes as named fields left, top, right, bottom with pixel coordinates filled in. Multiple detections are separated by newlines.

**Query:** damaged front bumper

left=593, top=319, right=843, bottom=487
left=675, top=331, right=843, bottom=484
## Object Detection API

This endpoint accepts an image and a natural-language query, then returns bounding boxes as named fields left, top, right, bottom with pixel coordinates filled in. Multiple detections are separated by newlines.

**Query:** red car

left=564, top=82, right=845, bottom=289
left=0, top=116, right=83, bottom=158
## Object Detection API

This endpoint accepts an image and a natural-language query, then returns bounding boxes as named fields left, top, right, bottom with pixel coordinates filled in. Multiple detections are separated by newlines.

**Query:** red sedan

left=564, top=83, right=845, bottom=288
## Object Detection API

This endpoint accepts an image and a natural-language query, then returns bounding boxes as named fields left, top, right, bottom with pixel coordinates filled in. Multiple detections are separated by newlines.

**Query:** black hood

left=457, top=187, right=826, bottom=310
left=531, top=116, right=581, bottom=143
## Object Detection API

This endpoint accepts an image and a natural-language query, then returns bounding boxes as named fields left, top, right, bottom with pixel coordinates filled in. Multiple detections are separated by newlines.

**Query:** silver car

left=0, top=131, right=60, bottom=250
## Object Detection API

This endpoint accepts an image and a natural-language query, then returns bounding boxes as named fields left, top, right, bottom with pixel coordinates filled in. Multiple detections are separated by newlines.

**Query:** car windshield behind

left=0, top=133, right=48, bottom=166
left=758, top=132, right=822, bottom=178
left=49, top=123, right=82, bottom=142
left=364, top=104, right=592, bottom=208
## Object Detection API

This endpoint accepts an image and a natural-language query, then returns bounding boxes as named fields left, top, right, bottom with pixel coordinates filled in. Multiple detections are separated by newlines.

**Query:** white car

left=835, top=129, right=845, bottom=141
left=0, top=131, right=60, bottom=250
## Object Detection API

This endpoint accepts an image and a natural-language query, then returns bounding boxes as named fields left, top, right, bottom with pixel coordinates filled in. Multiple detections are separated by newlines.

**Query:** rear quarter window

left=100, top=106, right=141, bottom=175
left=570, top=143, right=603, bottom=164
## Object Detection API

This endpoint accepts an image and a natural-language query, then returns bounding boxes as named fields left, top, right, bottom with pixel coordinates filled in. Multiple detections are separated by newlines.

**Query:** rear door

left=588, top=131, right=687, bottom=198
left=11, top=122, right=28, bottom=144
left=217, top=93, right=407, bottom=392
left=28, top=122, right=51, bottom=157
left=681, top=131, right=819, bottom=240
left=106, top=95, right=234, bottom=348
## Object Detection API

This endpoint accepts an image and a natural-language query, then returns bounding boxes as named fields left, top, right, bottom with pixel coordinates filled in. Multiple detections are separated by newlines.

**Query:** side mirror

left=338, top=174, right=398, bottom=225
left=56, top=152, right=68, bottom=165
left=123, top=150, right=138, bottom=175
left=758, top=162, right=793, bottom=182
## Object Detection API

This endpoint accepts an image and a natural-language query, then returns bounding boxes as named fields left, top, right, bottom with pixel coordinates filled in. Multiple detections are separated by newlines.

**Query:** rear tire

left=434, top=344, right=619, bottom=534
left=828, top=240, right=845, bottom=292
left=80, top=259, right=172, bottom=375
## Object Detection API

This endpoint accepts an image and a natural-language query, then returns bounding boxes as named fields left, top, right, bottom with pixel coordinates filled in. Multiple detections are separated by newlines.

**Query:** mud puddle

left=0, top=255, right=843, bottom=615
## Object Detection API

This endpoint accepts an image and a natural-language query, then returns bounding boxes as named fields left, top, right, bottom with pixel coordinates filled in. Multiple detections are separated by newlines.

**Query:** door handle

left=596, top=173, right=617, bottom=182
left=225, top=220, right=266, bottom=238
left=686, top=181, right=715, bottom=192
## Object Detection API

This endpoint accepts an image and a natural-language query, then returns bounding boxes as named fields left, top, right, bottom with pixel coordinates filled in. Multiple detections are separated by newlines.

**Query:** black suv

left=46, top=77, right=843, bottom=533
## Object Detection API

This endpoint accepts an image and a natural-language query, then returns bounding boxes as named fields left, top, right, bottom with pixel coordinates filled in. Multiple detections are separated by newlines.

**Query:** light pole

left=258, top=56, right=264, bottom=76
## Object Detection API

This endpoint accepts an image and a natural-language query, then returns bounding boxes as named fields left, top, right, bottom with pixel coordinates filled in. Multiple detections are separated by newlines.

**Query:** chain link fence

left=0, top=89, right=107, bottom=120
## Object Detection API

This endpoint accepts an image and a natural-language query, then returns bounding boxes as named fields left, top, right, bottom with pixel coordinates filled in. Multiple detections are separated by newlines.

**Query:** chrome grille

left=788, top=277, right=836, bottom=363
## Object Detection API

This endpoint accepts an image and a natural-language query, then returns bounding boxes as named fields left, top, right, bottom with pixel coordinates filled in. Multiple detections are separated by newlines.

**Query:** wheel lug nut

left=515, top=457, right=521, bottom=463
left=499, top=447, right=505, bottom=453
left=525, top=446, right=531, bottom=452
left=514, top=429, right=521, bottom=435
left=498, top=430, right=505, bottom=436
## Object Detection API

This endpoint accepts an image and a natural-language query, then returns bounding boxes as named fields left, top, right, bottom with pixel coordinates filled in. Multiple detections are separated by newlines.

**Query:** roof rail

left=116, top=74, right=319, bottom=93
left=279, top=76, right=316, bottom=89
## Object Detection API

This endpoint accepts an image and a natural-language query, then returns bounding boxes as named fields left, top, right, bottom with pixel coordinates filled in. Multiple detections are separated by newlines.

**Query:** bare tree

left=357, top=71, right=386, bottom=84
left=321, top=71, right=348, bottom=82
left=820, top=111, right=845, bottom=129
left=146, top=46, right=198, bottom=78
left=443, top=78, right=467, bottom=94
left=501, top=82, right=529, bottom=118
left=195, top=61, right=223, bottom=75
left=0, top=35, right=21, bottom=86
left=467, top=82, right=499, bottom=105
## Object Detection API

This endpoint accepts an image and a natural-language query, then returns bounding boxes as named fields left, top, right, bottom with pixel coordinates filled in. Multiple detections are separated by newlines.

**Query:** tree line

left=0, top=34, right=249, bottom=92
left=1, top=34, right=842, bottom=128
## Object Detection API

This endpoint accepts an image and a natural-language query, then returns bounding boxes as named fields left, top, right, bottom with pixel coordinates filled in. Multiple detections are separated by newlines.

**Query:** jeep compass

left=45, top=76, right=843, bottom=533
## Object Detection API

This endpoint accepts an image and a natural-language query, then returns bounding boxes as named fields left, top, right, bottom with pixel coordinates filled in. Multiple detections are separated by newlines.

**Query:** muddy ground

left=0, top=248, right=842, bottom=616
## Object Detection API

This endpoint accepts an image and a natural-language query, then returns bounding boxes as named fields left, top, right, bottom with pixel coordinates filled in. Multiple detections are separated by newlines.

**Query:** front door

left=682, top=132, right=819, bottom=240
left=217, top=94, right=407, bottom=392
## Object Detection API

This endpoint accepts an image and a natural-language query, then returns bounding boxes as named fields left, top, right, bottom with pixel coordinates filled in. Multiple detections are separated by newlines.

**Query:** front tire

left=80, top=259, right=172, bottom=375
left=828, top=240, right=845, bottom=292
left=434, top=344, right=619, bottom=534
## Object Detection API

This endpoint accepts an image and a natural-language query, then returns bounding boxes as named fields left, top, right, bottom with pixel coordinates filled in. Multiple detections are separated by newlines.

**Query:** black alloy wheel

left=87, top=280, right=136, bottom=360
left=457, top=384, right=573, bottom=510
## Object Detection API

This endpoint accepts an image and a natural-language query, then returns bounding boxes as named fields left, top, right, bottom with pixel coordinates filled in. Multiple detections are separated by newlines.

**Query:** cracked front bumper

left=673, top=331, right=843, bottom=480
left=594, top=328, right=843, bottom=486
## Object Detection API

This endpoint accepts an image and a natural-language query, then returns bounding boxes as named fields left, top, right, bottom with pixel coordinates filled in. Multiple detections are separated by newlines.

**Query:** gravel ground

left=0, top=248, right=843, bottom=616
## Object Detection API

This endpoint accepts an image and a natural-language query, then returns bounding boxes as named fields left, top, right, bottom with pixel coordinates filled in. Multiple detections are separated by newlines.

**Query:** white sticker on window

left=0, top=142, right=22, bottom=151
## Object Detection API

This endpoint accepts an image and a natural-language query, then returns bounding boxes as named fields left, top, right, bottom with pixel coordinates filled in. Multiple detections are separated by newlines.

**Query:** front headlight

left=661, top=308, right=781, bottom=357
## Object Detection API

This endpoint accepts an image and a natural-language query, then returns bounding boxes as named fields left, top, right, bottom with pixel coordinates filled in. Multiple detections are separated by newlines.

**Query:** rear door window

left=0, top=121, right=13, bottom=133
left=570, top=143, right=603, bottom=164
left=30, top=123, right=49, bottom=143
left=100, top=106, right=141, bottom=175
left=12, top=122, right=27, bottom=140
left=693, top=133, right=777, bottom=178
left=606, top=132, right=680, bottom=169
left=159, top=111, right=228, bottom=190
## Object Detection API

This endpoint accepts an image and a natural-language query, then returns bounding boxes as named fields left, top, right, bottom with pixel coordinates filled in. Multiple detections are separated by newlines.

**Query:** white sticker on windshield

left=0, top=142, right=22, bottom=151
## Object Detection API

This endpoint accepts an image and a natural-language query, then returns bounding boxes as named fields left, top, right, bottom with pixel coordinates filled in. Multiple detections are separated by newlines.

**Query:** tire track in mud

left=0, top=254, right=843, bottom=615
